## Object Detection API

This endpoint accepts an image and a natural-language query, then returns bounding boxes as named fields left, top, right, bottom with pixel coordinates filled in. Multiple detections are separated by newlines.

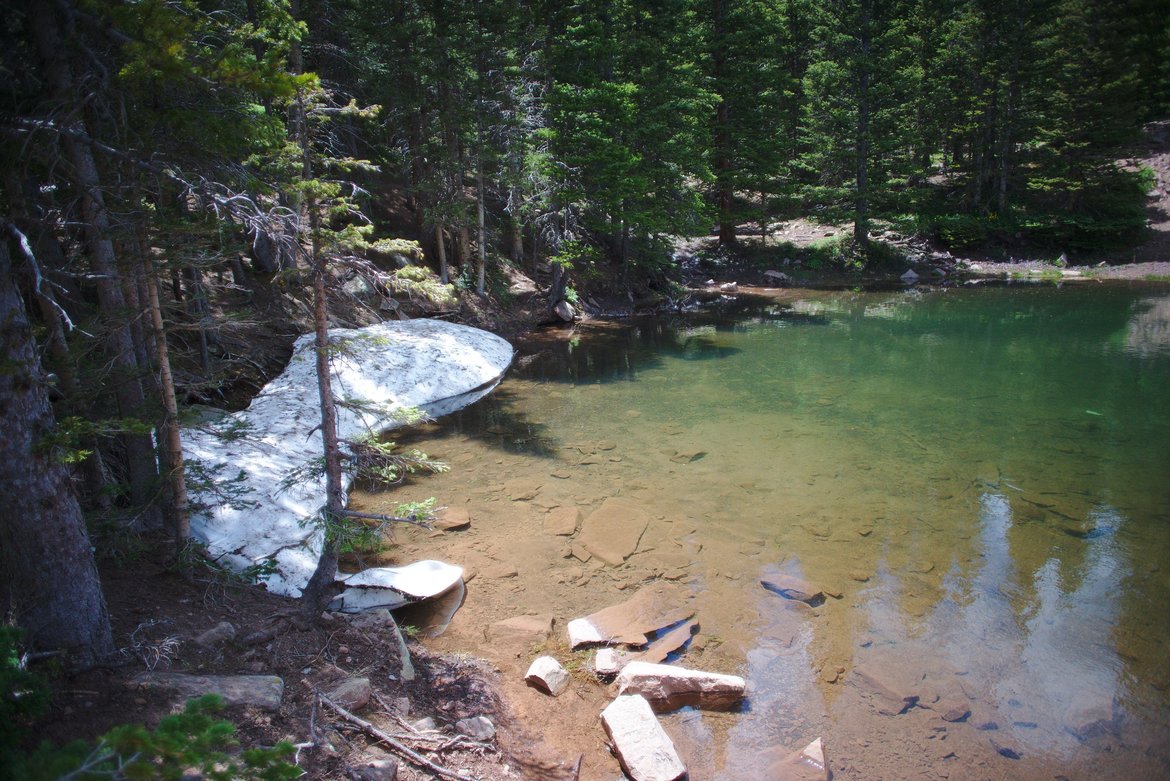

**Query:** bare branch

left=3, top=220, right=84, bottom=333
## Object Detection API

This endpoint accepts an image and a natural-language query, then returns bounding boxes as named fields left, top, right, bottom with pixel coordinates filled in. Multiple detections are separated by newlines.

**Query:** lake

left=353, top=282, right=1170, bottom=780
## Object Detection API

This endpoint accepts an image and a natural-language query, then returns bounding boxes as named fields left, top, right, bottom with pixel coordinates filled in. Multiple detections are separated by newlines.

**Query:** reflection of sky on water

left=894, top=493, right=1126, bottom=758
left=715, top=563, right=827, bottom=781
left=715, top=492, right=1130, bottom=775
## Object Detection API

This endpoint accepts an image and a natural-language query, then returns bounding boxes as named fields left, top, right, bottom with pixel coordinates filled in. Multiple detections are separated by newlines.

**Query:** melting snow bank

left=182, top=319, right=514, bottom=597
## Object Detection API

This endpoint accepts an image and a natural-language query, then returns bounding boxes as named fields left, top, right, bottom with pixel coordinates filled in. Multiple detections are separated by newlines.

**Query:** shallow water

left=355, top=283, right=1170, bottom=780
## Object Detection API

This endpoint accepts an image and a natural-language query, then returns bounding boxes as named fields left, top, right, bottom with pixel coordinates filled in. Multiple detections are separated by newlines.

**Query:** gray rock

left=901, top=269, right=919, bottom=283
left=456, top=715, right=496, bottom=742
left=194, top=621, right=236, bottom=648
left=601, top=695, right=686, bottom=781
left=525, top=656, right=570, bottom=696
left=326, top=677, right=371, bottom=711
left=554, top=300, right=576, bottom=322
left=356, top=758, right=398, bottom=781
left=129, top=672, right=283, bottom=710
left=615, top=661, right=746, bottom=712
left=410, top=717, right=437, bottom=731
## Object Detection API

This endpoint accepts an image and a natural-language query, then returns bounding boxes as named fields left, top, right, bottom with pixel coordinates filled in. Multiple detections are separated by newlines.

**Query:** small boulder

left=194, top=621, right=236, bottom=649
left=601, top=695, right=686, bottom=781
left=356, top=757, right=398, bottom=781
left=456, top=715, right=496, bottom=742
left=554, top=300, right=576, bottom=322
left=525, top=656, right=570, bottom=696
left=433, top=508, right=471, bottom=531
left=615, top=661, right=746, bottom=711
left=326, top=677, right=372, bottom=711
left=901, top=269, right=919, bottom=283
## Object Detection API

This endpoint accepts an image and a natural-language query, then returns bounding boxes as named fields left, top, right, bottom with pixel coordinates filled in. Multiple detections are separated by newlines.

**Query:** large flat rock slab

left=182, top=319, right=512, bottom=596
left=578, top=497, right=651, bottom=566
left=129, top=672, right=284, bottom=710
left=568, top=582, right=694, bottom=648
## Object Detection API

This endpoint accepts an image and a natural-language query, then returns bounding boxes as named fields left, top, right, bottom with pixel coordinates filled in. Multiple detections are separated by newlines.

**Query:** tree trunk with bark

left=28, top=2, right=160, bottom=524
left=0, top=238, right=114, bottom=669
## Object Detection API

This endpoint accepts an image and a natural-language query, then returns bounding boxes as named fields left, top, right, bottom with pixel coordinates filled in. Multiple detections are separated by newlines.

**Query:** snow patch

left=182, top=319, right=513, bottom=596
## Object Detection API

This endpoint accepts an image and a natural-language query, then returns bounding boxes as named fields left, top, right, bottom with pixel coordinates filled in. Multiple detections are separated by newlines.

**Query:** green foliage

left=9, top=696, right=298, bottom=781
left=347, top=433, right=449, bottom=488
left=390, top=266, right=458, bottom=308
left=0, top=627, right=49, bottom=755
left=185, top=459, right=261, bottom=515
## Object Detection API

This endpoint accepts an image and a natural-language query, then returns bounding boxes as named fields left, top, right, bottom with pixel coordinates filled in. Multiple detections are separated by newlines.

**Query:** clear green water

left=375, top=284, right=1170, bottom=780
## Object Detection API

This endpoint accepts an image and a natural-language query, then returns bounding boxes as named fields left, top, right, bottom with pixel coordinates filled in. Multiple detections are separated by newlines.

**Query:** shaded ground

left=26, top=555, right=564, bottom=781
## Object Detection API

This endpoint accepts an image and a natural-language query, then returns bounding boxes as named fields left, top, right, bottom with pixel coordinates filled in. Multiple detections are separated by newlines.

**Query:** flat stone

left=766, top=737, right=829, bottom=781
left=356, top=757, right=398, bottom=781
left=525, top=656, right=570, bottom=696
left=504, top=478, right=542, bottom=501
left=579, top=497, right=651, bottom=566
left=615, top=661, right=746, bottom=711
left=332, top=560, right=464, bottom=612
left=850, top=665, right=919, bottom=715
left=129, top=672, right=283, bottom=711
left=483, top=563, right=518, bottom=579
left=543, top=506, right=581, bottom=536
left=433, top=508, right=471, bottom=531
left=487, top=615, right=553, bottom=647
left=761, top=575, right=825, bottom=605
left=601, top=695, right=686, bottom=781
left=594, top=620, right=699, bottom=677
left=567, top=582, right=694, bottom=648
left=848, top=570, right=870, bottom=582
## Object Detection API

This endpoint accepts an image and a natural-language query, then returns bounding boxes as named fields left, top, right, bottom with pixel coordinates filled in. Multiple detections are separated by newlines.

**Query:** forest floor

left=27, top=125, right=1170, bottom=780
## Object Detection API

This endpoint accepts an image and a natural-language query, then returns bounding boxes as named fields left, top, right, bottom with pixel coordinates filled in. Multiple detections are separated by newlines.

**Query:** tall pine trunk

left=0, top=237, right=114, bottom=668
left=29, top=2, right=159, bottom=523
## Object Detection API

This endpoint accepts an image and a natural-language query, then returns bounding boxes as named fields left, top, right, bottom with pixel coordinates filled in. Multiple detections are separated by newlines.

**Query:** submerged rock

left=766, top=737, right=830, bottom=781
left=761, top=575, right=825, bottom=605
left=567, top=582, right=694, bottom=648
left=594, top=620, right=699, bottom=677
left=578, top=497, right=651, bottom=566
